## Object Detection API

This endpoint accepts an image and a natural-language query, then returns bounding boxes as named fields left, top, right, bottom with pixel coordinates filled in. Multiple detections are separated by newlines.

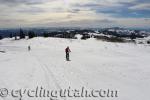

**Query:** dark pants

left=66, top=52, right=69, bottom=60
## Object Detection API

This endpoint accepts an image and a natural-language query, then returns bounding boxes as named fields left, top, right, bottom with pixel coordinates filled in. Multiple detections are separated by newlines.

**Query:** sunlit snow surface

left=0, top=37, right=150, bottom=100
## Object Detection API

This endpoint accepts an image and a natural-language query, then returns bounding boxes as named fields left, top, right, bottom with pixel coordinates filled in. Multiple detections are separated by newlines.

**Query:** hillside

left=0, top=37, right=150, bottom=100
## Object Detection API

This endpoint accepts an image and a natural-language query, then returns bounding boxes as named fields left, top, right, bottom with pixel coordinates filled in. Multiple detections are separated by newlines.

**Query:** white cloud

left=0, top=0, right=149, bottom=28
left=129, top=3, right=150, bottom=10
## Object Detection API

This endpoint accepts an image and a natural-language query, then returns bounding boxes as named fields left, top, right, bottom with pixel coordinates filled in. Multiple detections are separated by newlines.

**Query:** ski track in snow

left=0, top=37, right=150, bottom=100
left=27, top=38, right=67, bottom=100
left=30, top=53, right=67, bottom=100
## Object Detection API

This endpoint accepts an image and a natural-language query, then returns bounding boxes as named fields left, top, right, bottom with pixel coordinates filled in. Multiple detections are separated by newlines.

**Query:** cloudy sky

left=0, top=0, right=150, bottom=28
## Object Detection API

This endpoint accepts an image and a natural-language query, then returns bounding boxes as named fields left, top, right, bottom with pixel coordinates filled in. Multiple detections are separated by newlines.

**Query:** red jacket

left=65, top=47, right=71, bottom=53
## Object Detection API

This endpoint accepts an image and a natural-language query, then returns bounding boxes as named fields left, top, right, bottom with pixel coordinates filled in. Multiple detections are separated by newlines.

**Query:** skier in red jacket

left=65, top=46, right=71, bottom=61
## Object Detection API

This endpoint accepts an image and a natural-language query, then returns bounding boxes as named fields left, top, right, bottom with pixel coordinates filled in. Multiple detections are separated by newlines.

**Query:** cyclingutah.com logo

left=0, top=86, right=119, bottom=100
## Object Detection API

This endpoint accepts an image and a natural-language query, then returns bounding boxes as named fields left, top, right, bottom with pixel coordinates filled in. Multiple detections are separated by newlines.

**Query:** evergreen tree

left=0, top=35, right=2, bottom=40
left=43, top=32, right=49, bottom=37
left=15, top=33, right=17, bottom=40
left=28, top=31, right=35, bottom=39
left=130, top=33, right=136, bottom=40
left=9, top=33, right=13, bottom=38
left=19, top=28, right=25, bottom=39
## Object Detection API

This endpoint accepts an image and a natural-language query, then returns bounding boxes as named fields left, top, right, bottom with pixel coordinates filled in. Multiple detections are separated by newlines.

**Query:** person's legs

left=66, top=52, right=69, bottom=61
left=66, top=52, right=68, bottom=60
left=68, top=53, right=70, bottom=60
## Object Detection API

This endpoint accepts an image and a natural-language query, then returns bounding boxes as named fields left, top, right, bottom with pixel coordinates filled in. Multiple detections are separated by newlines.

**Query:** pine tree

left=28, top=31, right=35, bottom=39
left=15, top=33, right=17, bottom=40
left=9, top=33, right=13, bottom=38
left=130, top=33, right=136, bottom=40
left=43, top=32, right=49, bottom=37
left=19, top=28, right=25, bottom=39
left=0, top=35, right=2, bottom=40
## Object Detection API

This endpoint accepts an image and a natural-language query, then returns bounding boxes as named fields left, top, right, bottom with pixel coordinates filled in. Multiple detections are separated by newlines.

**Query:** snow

left=75, top=34, right=82, bottom=39
left=0, top=37, right=150, bottom=100
left=136, top=36, right=150, bottom=44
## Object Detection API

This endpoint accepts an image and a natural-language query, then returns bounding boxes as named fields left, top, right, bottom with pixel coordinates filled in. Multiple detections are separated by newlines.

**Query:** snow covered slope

left=0, top=37, right=150, bottom=100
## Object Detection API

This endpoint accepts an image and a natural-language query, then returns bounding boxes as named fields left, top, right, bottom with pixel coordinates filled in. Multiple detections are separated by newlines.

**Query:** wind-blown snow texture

left=0, top=37, right=150, bottom=100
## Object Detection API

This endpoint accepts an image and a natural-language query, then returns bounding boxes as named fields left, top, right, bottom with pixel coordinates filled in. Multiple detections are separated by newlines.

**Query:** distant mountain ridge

left=0, top=27, right=149, bottom=38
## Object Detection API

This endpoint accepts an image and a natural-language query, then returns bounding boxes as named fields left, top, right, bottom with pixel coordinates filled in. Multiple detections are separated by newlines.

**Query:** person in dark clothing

left=65, top=46, right=71, bottom=61
left=28, top=45, right=31, bottom=51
